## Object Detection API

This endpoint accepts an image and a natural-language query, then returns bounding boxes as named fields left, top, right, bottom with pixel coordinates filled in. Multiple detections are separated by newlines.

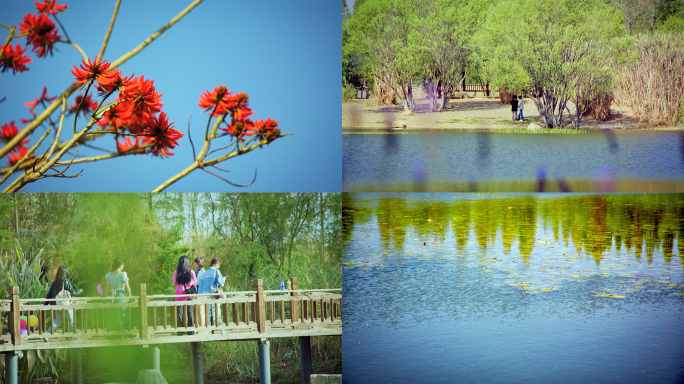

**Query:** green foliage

left=152, top=222, right=189, bottom=294
left=656, top=14, right=684, bottom=33
left=478, top=0, right=624, bottom=127
left=343, top=83, right=358, bottom=102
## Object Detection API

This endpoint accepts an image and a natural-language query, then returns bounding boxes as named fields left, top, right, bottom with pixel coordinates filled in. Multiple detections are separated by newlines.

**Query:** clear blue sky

left=0, top=0, right=341, bottom=192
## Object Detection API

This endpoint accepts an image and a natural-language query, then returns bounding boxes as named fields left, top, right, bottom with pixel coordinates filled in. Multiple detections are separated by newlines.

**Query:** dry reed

left=585, top=93, right=613, bottom=121
left=613, top=33, right=684, bottom=126
left=373, top=74, right=397, bottom=106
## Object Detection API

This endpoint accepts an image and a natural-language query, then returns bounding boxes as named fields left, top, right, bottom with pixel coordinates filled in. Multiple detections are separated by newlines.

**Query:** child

left=105, top=258, right=132, bottom=330
left=44, top=266, right=82, bottom=334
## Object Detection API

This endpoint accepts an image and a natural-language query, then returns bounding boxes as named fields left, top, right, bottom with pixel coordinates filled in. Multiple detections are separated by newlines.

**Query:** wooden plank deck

left=0, top=279, right=341, bottom=351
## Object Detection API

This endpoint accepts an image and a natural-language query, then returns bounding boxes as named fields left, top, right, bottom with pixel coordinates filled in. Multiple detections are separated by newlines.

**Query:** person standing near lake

left=105, top=258, right=132, bottom=331
left=173, top=255, right=197, bottom=335
left=197, top=257, right=226, bottom=327
left=45, top=266, right=83, bottom=334
left=518, top=96, right=524, bottom=122
left=511, top=95, right=519, bottom=122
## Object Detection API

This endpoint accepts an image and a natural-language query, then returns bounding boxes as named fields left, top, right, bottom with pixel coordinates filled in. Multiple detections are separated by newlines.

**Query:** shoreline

left=342, top=97, right=683, bottom=131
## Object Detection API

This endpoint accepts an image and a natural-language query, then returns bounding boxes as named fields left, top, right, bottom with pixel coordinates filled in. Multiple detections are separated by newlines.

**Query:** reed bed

left=585, top=93, right=613, bottom=121
left=374, top=74, right=397, bottom=106
left=613, top=33, right=684, bottom=126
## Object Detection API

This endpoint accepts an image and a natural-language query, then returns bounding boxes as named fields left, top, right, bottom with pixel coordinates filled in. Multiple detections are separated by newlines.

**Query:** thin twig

left=0, top=129, right=51, bottom=187
left=201, top=167, right=257, bottom=187
left=188, top=114, right=196, bottom=160
left=98, top=0, right=122, bottom=59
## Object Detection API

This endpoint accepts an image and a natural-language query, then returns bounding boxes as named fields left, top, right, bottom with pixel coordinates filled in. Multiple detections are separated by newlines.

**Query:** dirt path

left=342, top=96, right=656, bottom=130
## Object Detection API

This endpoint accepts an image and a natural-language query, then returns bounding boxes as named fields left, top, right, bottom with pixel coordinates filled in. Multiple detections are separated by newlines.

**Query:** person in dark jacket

left=45, top=266, right=82, bottom=333
left=511, top=95, right=519, bottom=122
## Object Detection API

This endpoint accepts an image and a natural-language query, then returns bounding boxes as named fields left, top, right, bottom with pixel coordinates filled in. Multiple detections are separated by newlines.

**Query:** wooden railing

left=0, top=278, right=341, bottom=351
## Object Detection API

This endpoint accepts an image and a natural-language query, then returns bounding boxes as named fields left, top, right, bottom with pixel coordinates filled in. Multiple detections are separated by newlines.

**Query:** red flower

left=120, top=76, right=163, bottom=116
left=0, top=44, right=32, bottom=74
left=0, top=121, right=30, bottom=146
left=142, top=112, right=183, bottom=157
left=7, top=146, right=30, bottom=166
left=19, top=12, right=60, bottom=58
left=24, top=86, right=57, bottom=110
left=116, top=136, right=142, bottom=152
left=35, top=0, right=67, bottom=14
left=96, top=69, right=134, bottom=95
left=254, top=117, right=280, bottom=143
left=221, top=117, right=255, bottom=141
left=97, top=99, right=131, bottom=129
left=21, top=110, right=36, bottom=124
left=71, top=55, right=111, bottom=89
left=199, top=85, right=236, bottom=116
left=69, top=94, right=98, bottom=118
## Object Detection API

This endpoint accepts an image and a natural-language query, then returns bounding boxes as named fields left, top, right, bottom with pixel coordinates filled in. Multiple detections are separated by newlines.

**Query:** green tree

left=480, top=0, right=624, bottom=128
left=347, top=0, right=422, bottom=112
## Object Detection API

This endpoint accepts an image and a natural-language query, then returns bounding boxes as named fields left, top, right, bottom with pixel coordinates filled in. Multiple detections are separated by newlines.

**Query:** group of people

left=510, top=95, right=524, bottom=122
left=173, top=255, right=226, bottom=334
left=42, top=255, right=225, bottom=335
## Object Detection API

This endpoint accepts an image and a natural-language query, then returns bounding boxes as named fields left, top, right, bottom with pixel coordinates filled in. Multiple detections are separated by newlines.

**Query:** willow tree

left=347, top=0, right=421, bottom=113
left=480, top=0, right=624, bottom=128
left=415, top=0, right=482, bottom=112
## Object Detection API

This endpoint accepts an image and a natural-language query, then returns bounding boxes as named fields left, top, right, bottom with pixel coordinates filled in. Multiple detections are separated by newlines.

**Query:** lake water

left=342, top=193, right=684, bottom=384
left=342, top=130, right=684, bottom=192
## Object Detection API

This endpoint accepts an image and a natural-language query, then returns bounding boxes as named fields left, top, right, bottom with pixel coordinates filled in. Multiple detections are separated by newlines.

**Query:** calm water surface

left=342, top=130, right=684, bottom=192
left=342, top=194, right=684, bottom=383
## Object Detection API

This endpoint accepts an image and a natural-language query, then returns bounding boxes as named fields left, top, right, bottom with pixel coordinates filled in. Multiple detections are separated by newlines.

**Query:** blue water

left=342, top=194, right=684, bottom=384
left=342, top=130, right=684, bottom=191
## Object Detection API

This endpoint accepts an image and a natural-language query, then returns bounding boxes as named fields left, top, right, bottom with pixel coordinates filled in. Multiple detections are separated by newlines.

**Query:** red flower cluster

left=200, top=86, right=279, bottom=144
left=72, top=56, right=181, bottom=156
left=0, top=44, right=32, bottom=74
left=35, top=0, right=67, bottom=15
left=19, top=12, right=60, bottom=58
left=72, top=55, right=111, bottom=89
left=142, top=112, right=183, bottom=157
left=1, top=122, right=31, bottom=165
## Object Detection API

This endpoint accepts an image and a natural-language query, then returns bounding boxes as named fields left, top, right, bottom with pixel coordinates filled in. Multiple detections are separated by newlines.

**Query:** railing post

left=9, top=286, right=20, bottom=346
left=139, top=284, right=148, bottom=340
left=255, top=279, right=266, bottom=333
left=290, top=278, right=299, bottom=324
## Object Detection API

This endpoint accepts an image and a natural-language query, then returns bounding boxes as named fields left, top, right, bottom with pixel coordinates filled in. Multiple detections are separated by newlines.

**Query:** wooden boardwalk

left=1, top=278, right=341, bottom=351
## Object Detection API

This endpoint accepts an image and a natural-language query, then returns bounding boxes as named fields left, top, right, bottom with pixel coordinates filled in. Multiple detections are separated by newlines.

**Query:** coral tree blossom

left=69, top=94, right=98, bottom=118
left=120, top=76, right=163, bottom=115
left=72, top=55, right=111, bottom=89
left=142, top=112, right=183, bottom=157
left=0, top=122, right=30, bottom=146
left=254, top=118, right=280, bottom=143
left=19, top=12, right=60, bottom=58
left=96, top=69, right=134, bottom=95
left=24, top=87, right=57, bottom=110
left=7, top=147, right=30, bottom=166
left=199, top=85, right=236, bottom=116
left=0, top=44, right=32, bottom=73
left=116, top=137, right=141, bottom=152
left=35, top=0, right=67, bottom=14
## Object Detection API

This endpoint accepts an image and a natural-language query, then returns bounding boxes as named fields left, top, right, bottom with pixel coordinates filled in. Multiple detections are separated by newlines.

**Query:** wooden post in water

left=140, top=284, right=148, bottom=340
left=258, top=338, right=271, bottom=384
left=255, top=279, right=266, bottom=333
left=9, top=286, right=20, bottom=346
left=300, top=336, right=312, bottom=384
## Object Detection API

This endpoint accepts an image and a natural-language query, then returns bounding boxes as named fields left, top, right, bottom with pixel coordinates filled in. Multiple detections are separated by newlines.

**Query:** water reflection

left=343, top=193, right=684, bottom=384
left=342, top=130, right=684, bottom=192
left=345, top=194, right=683, bottom=264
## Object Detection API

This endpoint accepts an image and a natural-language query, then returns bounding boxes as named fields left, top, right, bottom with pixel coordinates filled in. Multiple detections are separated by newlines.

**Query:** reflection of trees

left=344, top=194, right=684, bottom=263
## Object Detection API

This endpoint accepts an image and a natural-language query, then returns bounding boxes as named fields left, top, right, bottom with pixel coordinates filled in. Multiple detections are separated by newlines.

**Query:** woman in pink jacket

left=173, top=255, right=197, bottom=335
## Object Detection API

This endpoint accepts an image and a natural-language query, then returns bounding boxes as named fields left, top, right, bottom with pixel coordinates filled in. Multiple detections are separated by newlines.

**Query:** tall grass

left=0, top=241, right=65, bottom=384
left=613, top=32, right=684, bottom=126
left=374, top=74, right=396, bottom=106
left=585, top=93, right=613, bottom=121
left=497, top=129, right=588, bottom=134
